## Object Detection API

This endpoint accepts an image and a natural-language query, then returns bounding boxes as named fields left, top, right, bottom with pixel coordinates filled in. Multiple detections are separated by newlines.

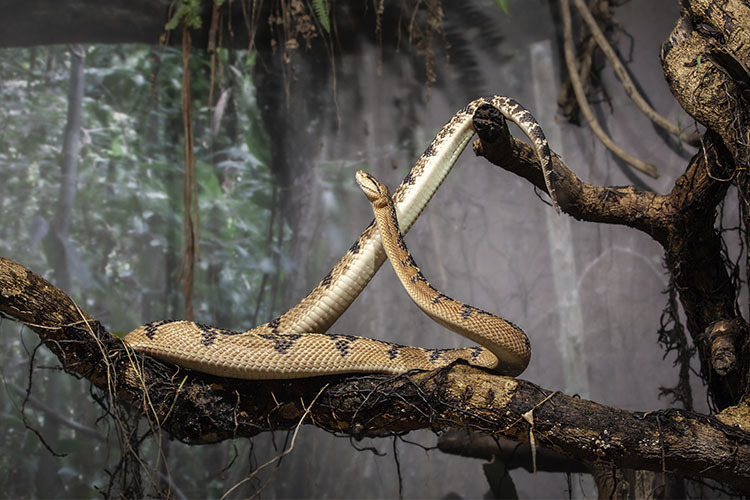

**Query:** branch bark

left=472, top=102, right=747, bottom=410
left=1, top=256, right=750, bottom=491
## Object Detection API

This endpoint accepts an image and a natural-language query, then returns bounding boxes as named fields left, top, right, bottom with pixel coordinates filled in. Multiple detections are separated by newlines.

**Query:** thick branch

left=1, top=256, right=750, bottom=490
left=661, top=0, right=750, bottom=169
left=472, top=105, right=746, bottom=409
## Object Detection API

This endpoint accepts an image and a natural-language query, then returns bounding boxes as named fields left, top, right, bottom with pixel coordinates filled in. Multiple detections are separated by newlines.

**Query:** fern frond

left=313, top=0, right=331, bottom=33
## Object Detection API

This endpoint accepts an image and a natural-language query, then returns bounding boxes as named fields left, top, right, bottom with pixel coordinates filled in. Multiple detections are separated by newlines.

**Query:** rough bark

left=1, top=256, right=750, bottom=491
left=473, top=88, right=747, bottom=411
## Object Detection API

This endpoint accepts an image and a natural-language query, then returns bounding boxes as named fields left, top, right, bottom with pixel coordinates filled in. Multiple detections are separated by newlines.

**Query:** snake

left=123, top=96, right=557, bottom=379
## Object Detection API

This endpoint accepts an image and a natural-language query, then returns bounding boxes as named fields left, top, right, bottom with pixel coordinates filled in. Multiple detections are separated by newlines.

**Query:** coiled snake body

left=124, top=96, right=556, bottom=379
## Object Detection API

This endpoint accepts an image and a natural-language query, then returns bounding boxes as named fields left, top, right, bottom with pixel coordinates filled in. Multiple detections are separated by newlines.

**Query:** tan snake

left=124, top=96, right=556, bottom=379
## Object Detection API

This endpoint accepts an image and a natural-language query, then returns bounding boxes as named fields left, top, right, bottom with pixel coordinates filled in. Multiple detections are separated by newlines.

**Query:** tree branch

left=560, top=0, right=660, bottom=178
left=472, top=104, right=746, bottom=409
left=571, top=0, right=700, bottom=146
left=1, top=255, right=750, bottom=490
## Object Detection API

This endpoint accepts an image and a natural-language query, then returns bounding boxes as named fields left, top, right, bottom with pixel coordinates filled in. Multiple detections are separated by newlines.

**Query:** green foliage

left=313, top=0, right=331, bottom=33
left=165, top=0, right=204, bottom=30
left=0, top=42, right=283, bottom=497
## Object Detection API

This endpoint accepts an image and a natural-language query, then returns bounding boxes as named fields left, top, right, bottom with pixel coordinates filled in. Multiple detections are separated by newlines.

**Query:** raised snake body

left=124, top=96, right=556, bottom=379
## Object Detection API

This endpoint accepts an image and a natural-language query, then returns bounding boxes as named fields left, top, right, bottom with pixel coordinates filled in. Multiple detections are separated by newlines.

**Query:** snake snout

left=355, top=169, right=386, bottom=203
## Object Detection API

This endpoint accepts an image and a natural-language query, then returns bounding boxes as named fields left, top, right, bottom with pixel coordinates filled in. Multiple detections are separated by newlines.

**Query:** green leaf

left=491, top=0, right=510, bottom=15
left=313, top=0, right=331, bottom=33
left=165, top=4, right=187, bottom=30
left=165, top=0, right=203, bottom=31
left=483, top=458, right=519, bottom=499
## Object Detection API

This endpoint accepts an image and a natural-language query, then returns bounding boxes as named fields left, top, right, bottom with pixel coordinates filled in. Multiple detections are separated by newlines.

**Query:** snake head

left=355, top=170, right=391, bottom=207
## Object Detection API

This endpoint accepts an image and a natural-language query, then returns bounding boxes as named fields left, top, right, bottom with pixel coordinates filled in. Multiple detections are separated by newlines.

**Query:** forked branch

left=472, top=101, right=745, bottom=411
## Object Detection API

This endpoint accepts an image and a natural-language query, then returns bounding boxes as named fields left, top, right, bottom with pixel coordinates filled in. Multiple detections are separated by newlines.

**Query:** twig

left=561, top=0, right=660, bottom=178
left=571, top=0, right=701, bottom=146
left=220, top=383, right=329, bottom=500
left=5, top=380, right=106, bottom=441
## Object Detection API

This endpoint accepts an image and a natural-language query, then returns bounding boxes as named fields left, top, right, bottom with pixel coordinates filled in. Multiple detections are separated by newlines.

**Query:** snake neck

left=272, top=111, right=477, bottom=335
left=267, top=96, right=554, bottom=336
left=368, top=174, right=530, bottom=376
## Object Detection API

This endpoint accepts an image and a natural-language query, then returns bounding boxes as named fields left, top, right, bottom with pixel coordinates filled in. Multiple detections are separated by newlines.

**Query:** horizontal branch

left=1, top=256, right=750, bottom=490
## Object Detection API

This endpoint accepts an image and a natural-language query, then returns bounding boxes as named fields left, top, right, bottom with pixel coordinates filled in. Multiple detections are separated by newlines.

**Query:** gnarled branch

left=1, top=255, right=749, bottom=491
left=472, top=103, right=746, bottom=410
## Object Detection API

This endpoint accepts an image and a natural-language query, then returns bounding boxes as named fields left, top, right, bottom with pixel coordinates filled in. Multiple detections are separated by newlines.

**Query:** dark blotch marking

left=331, top=334, right=358, bottom=342
left=507, top=98, right=523, bottom=113
left=321, top=269, right=333, bottom=288
left=267, top=317, right=281, bottom=333
left=660, top=39, right=673, bottom=60
left=429, top=350, right=442, bottom=363
left=402, top=171, right=415, bottom=185
left=432, top=293, right=450, bottom=305
left=517, top=110, right=535, bottom=124
left=460, top=304, right=477, bottom=319
left=532, top=126, right=547, bottom=142
left=330, top=334, right=359, bottom=357
left=390, top=205, right=399, bottom=227
left=349, top=239, right=361, bottom=255
left=410, top=269, right=428, bottom=284
left=143, top=319, right=173, bottom=339
left=471, top=346, right=484, bottom=359
left=196, top=324, right=219, bottom=346
left=399, top=254, right=418, bottom=270
left=422, top=143, right=436, bottom=157
left=397, top=234, right=408, bottom=251
left=334, top=338, right=351, bottom=357
left=258, top=333, right=303, bottom=354
left=387, top=345, right=400, bottom=360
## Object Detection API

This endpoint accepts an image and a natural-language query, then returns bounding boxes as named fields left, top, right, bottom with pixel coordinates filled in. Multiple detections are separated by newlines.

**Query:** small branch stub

left=707, top=319, right=743, bottom=376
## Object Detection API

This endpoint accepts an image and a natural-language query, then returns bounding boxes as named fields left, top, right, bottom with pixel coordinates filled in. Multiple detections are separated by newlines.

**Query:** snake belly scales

left=124, top=96, right=557, bottom=379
